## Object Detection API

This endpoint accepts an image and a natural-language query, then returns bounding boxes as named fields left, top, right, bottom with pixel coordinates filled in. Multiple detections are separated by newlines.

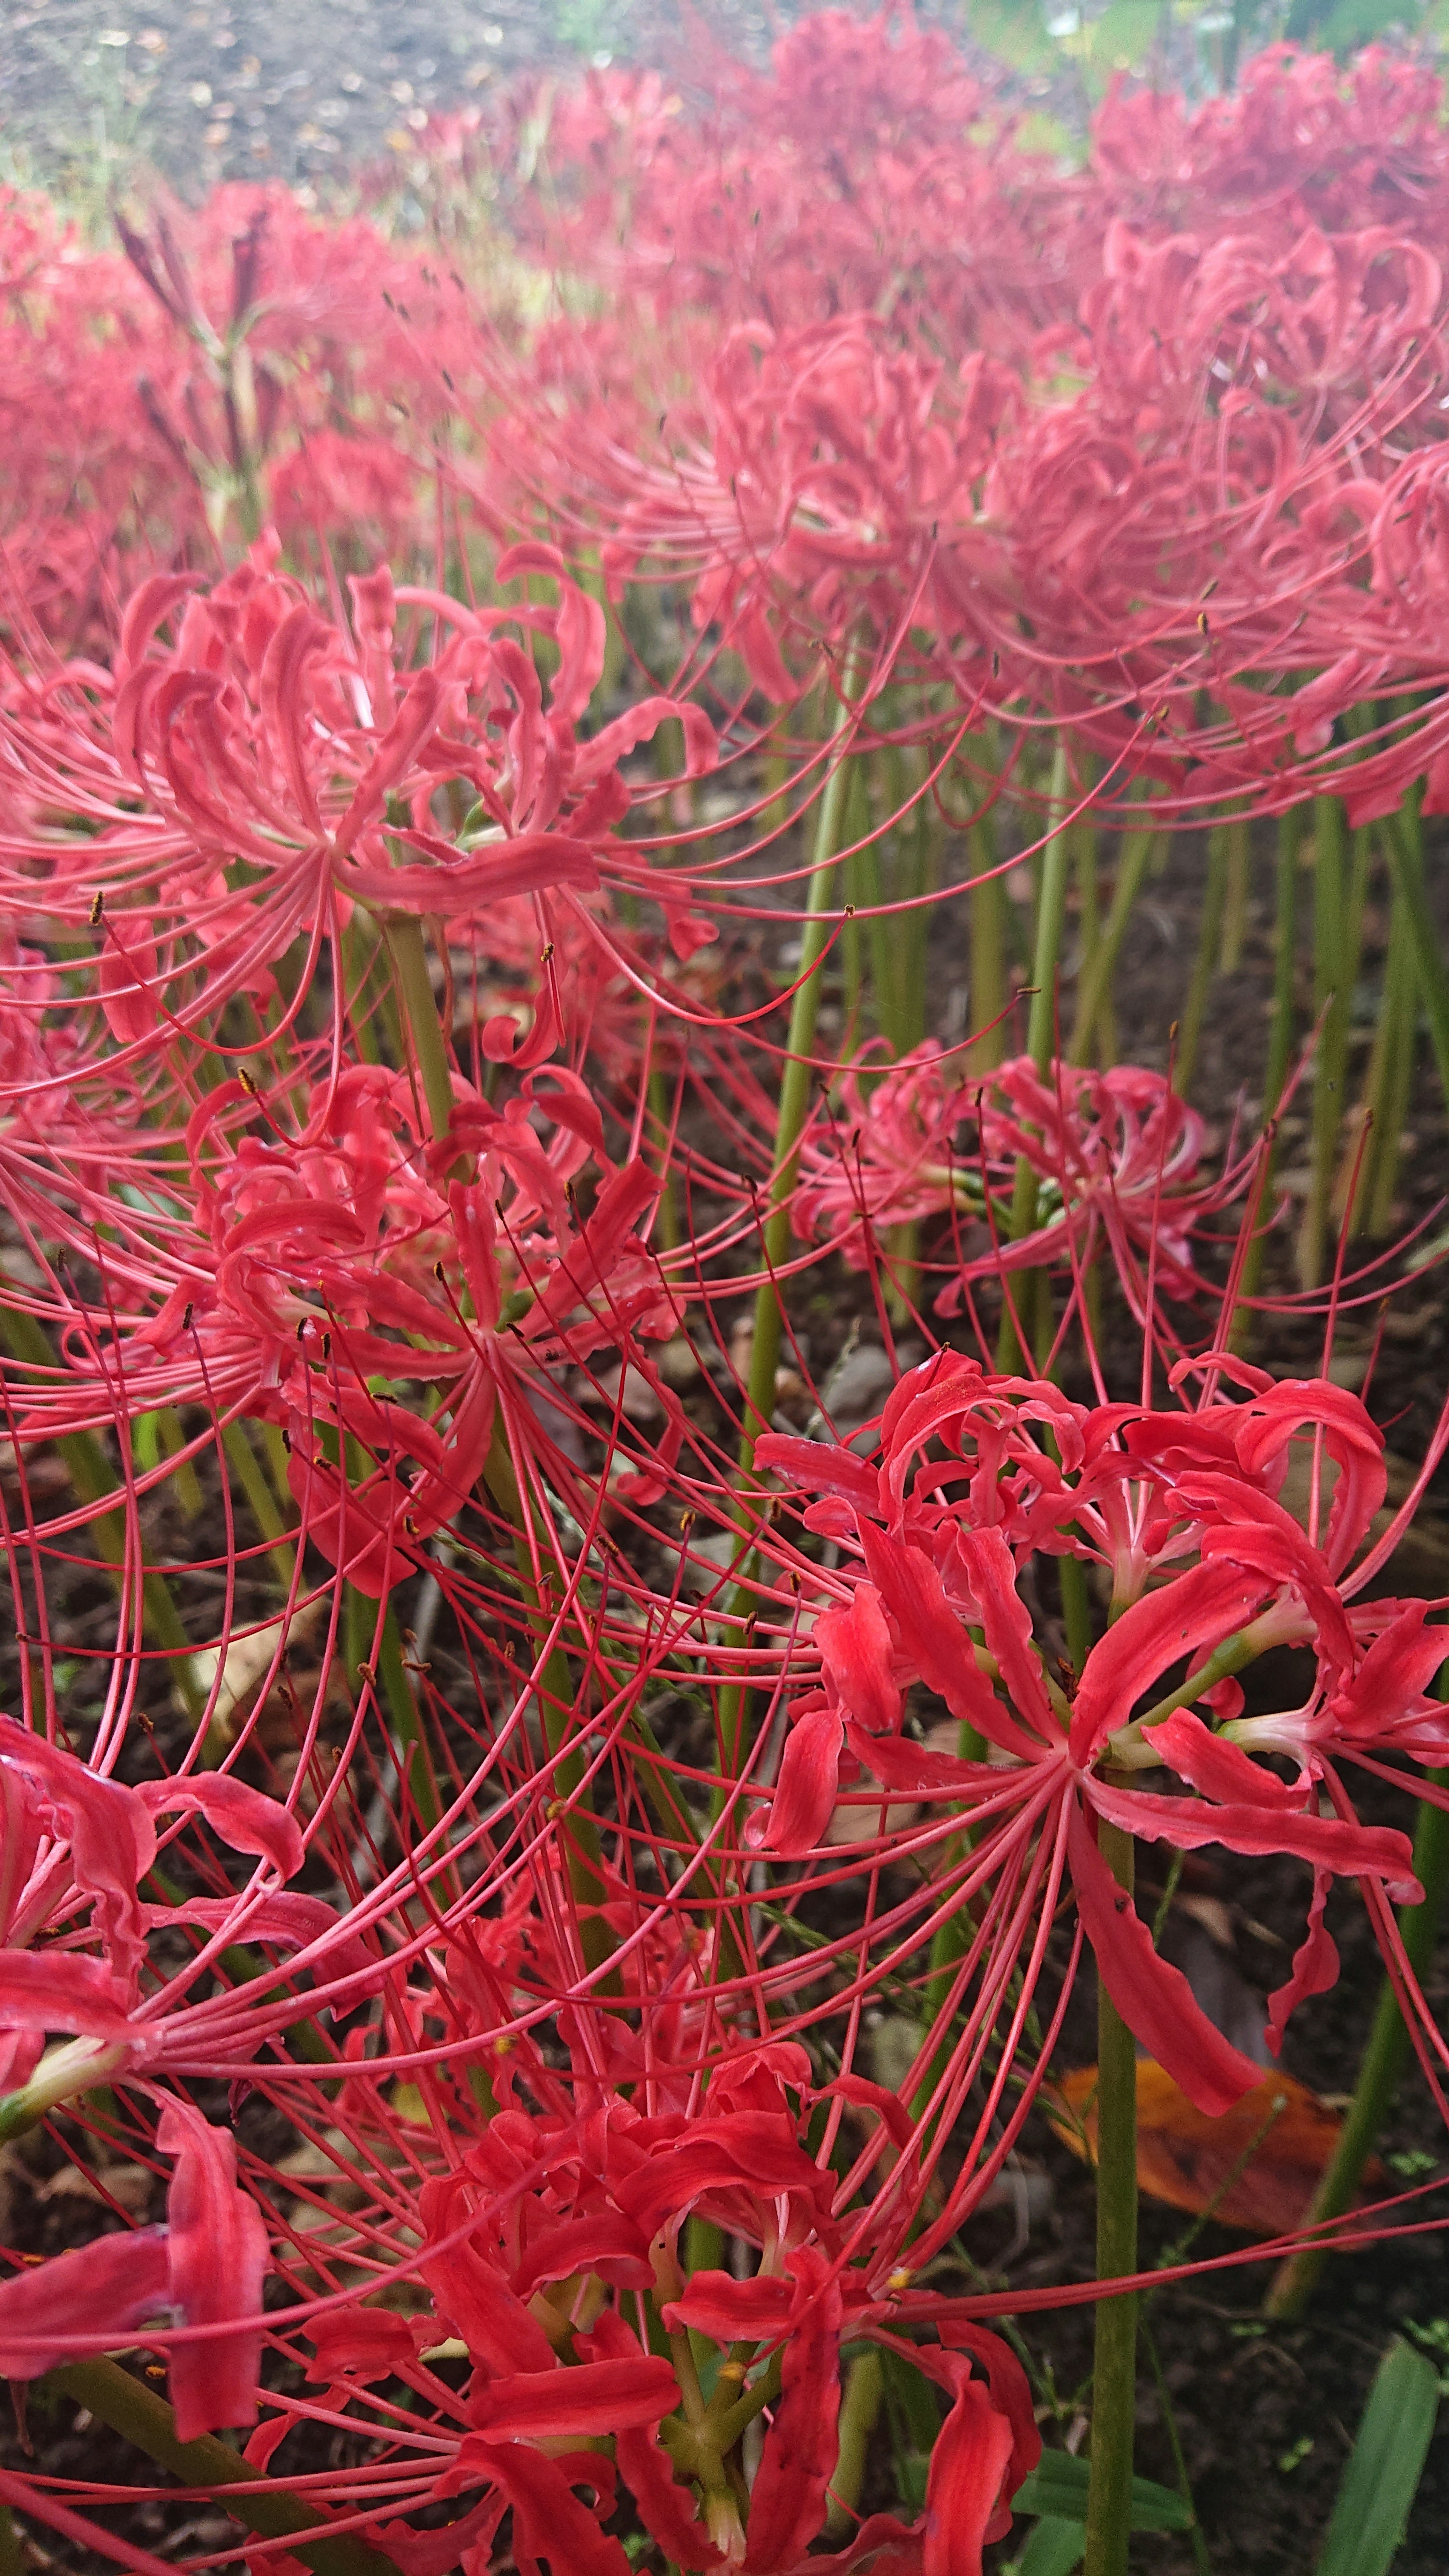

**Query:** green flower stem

left=378, top=912, right=458, bottom=1161
left=997, top=748, right=1071, bottom=1372
left=370, top=912, right=615, bottom=1969
left=1264, top=805, right=1303, bottom=1123
left=34, top=2362, right=402, bottom=2576
left=737, top=668, right=860, bottom=1481
left=968, top=820, right=1009, bottom=1069
left=1384, top=784, right=1449, bottom=1104
left=827, top=2349, right=885, bottom=2536
left=220, top=1418, right=297, bottom=1593
left=1074, top=814, right=1114, bottom=1068
left=1360, top=877, right=1415, bottom=1238
left=1301, top=797, right=1350, bottom=1290
left=0, top=1298, right=205, bottom=1719
left=1264, top=1767, right=1449, bottom=2319
left=1220, top=817, right=1250, bottom=975
left=1083, top=1811, right=1140, bottom=2576
left=1174, top=825, right=1229, bottom=1100
left=718, top=663, right=860, bottom=1779
left=372, top=1598, right=443, bottom=1839
left=1068, top=814, right=1158, bottom=1070
left=1232, top=806, right=1302, bottom=1347
left=481, top=1417, right=615, bottom=1982
left=912, top=1717, right=989, bottom=2128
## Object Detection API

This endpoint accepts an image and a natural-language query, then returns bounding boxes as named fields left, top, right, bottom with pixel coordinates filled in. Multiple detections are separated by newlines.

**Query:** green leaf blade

left=1317, top=2338, right=1441, bottom=2576
left=1013, top=2452, right=1195, bottom=2533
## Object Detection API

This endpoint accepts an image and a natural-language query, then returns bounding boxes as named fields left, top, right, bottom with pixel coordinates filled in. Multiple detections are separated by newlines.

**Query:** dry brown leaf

left=1047, top=2060, right=1384, bottom=2236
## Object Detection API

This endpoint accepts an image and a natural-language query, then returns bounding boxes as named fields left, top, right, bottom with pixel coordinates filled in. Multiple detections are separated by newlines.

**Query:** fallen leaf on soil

left=1047, top=2062, right=1384, bottom=2236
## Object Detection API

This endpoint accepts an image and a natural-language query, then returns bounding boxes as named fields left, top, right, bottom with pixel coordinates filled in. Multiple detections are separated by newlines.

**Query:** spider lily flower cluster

left=0, top=17, right=1446, bottom=2575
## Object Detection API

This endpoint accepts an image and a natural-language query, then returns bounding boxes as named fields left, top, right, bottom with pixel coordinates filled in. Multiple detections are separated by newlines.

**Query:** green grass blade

left=1316, top=2339, right=1440, bottom=2576
left=1014, top=2453, right=1194, bottom=2533
left=1014, top=2518, right=1088, bottom=2576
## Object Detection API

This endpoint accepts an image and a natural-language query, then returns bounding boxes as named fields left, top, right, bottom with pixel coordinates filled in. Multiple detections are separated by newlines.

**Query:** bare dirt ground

left=0, top=0, right=787, bottom=199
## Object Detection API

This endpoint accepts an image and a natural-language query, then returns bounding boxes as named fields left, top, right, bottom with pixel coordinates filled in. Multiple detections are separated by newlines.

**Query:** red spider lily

left=751, top=1352, right=1439, bottom=2125
left=0, top=2092, right=266, bottom=2439
left=0, top=543, right=713, bottom=1062
left=228, top=2032, right=1038, bottom=2576
left=793, top=1046, right=1255, bottom=1316
left=493, top=11, right=1082, bottom=362
left=972, top=205, right=1449, bottom=818
left=0, top=1712, right=371, bottom=2108
left=577, top=310, right=1019, bottom=701
left=0, top=1055, right=679, bottom=1594
left=0, top=1722, right=368, bottom=2439
left=0, top=183, right=460, bottom=646
left=1093, top=43, right=1449, bottom=248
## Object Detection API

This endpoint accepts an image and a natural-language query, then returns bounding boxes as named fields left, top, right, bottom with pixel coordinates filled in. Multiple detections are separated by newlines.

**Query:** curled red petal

left=857, top=1527, right=1036, bottom=1758
left=0, top=2227, right=170, bottom=2377
left=743, top=2247, right=843, bottom=2574
left=135, top=1773, right=304, bottom=1883
left=923, top=2368, right=1014, bottom=2576
left=1068, top=1799, right=1262, bottom=2117
left=746, top=1704, right=844, bottom=1856
left=1089, top=1776, right=1420, bottom=1901
left=1069, top=1560, right=1267, bottom=1764
left=455, top=2438, right=631, bottom=2576
left=662, top=2270, right=793, bottom=2344
left=817, top=1585, right=901, bottom=1735
left=468, top=2355, right=680, bottom=2439
left=155, top=2098, right=269, bottom=2440
left=585, top=2310, right=725, bottom=2573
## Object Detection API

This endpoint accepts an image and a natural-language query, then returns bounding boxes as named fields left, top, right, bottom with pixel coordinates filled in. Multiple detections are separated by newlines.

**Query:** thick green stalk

left=375, top=915, right=614, bottom=1968
left=968, top=821, right=1009, bottom=1068
left=221, top=1418, right=296, bottom=1593
left=0, top=1299, right=205, bottom=1718
left=912, top=1717, right=988, bottom=2127
left=379, top=912, right=457, bottom=1154
left=35, top=2362, right=401, bottom=2576
left=1174, top=826, right=1229, bottom=1099
left=1232, top=807, right=1301, bottom=1347
left=827, top=2350, right=885, bottom=2537
left=1362, top=881, right=1417, bottom=1238
left=718, top=671, right=859, bottom=1780
left=480, top=1419, right=615, bottom=1980
left=1083, top=1814, right=1139, bottom=2576
left=1073, top=815, right=1112, bottom=1068
left=997, top=750, right=1071, bottom=1371
left=1383, top=786, right=1449, bottom=1105
left=1264, top=805, right=1303, bottom=1124
left=1264, top=1769, right=1449, bottom=2318
left=1301, top=797, right=1349, bottom=1290
left=372, top=1599, right=442, bottom=1838
left=1219, top=817, right=1250, bottom=975
left=1068, top=816, right=1158, bottom=1068
left=1025, top=752, right=1074, bottom=1077
left=737, top=674, right=860, bottom=1479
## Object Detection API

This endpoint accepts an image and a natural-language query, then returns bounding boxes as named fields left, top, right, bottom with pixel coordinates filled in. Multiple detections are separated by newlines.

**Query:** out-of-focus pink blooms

left=492, top=13, right=1083, bottom=360
left=794, top=1046, right=1250, bottom=1314
left=1093, top=44, right=1449, bottom=248
left=598, top=313, right=1018, bottom=695
left=974, top=201, right=1449, bottom=818
left=754, top=1356, right=1438, bottom=2117
left=0, top=184, right=461, bottom=645
left=0, top=2093, right=267, bottom=2439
